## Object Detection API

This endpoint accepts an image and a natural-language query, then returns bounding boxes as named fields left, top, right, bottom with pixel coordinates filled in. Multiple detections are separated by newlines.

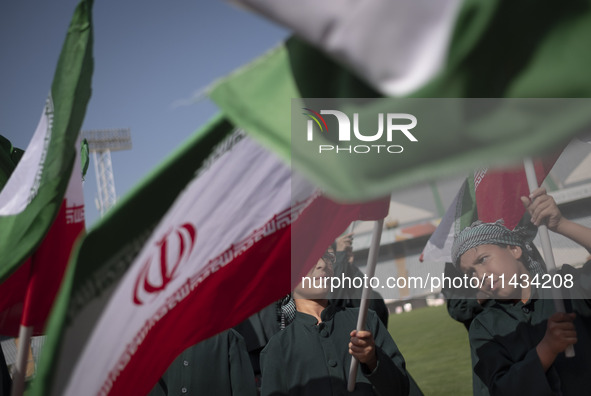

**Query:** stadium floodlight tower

left=81, top=128, right=132, bottom=217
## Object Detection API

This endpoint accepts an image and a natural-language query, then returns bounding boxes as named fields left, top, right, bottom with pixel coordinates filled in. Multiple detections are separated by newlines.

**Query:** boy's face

left=293, top=247, right=335, bottom=299
left=459, top=244, right=527, bottom=299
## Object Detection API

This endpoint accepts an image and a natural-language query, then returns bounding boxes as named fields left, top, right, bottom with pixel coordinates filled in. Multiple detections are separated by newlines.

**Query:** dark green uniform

left=469, top=262, right=591, bottom=395
left=260, top=304, right=409, bottom=396
left=149, top=329, right=256, bottom=396
left=442, top=263, right=488, bottom=329
left=441, top=262, right=493, bottom=396
left=234, top=301, right=282, bottom=378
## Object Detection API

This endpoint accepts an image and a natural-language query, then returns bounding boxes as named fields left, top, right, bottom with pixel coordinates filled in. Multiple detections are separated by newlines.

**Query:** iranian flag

left=0, top=139, right=86, bottom=336
left=0, top=0, right=92, bottom=335
left=31, top=116, right=388, bottom=396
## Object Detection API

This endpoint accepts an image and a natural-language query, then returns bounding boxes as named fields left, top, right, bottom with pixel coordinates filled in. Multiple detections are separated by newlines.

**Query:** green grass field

left=388, top=305, right=473, bottom=396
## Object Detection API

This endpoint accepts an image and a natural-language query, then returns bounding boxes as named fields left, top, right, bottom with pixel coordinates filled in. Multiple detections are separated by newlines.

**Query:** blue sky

left=0, top=0, right=288, bottom=225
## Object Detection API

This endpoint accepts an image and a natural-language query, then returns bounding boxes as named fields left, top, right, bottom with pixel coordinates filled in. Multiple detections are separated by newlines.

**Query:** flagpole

left=11, top=325, right=32, bottom=396
left=12, top=256, right=43, bottom=396
left=523, top=158, right=575, bottom=358
left=347, top=219, right=384, bottom=392
left=347, top=220, right=357, bottom=235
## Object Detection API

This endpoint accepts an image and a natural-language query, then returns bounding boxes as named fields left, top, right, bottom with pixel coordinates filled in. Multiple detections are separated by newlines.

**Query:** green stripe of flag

left=210, top=0, right=591, bottom=202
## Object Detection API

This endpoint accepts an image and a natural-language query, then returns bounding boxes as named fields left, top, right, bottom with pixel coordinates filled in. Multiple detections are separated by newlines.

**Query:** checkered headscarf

left=278, top=295, right=296, bottom=330
left=452, top=220, right=545, bottom=276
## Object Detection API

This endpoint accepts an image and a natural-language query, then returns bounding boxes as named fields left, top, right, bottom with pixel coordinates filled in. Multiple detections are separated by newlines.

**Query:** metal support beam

left=82, top=128, right=131, bottom=217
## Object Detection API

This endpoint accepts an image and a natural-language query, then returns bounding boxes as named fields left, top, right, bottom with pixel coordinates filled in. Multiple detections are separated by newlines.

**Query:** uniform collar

left=295, top=302, right=341, bottom=326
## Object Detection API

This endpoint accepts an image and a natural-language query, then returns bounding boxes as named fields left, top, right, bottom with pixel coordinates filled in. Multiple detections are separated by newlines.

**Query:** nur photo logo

left=303, top=108, right=418, bottom=154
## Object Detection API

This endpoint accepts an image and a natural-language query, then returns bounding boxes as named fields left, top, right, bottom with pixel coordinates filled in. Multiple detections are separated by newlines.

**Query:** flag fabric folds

left=421, top=154, right=560, bottom=264
left=230, top=0, right=591, bottom=99
left=0, top=0, right=92, bottom=335
left=212, top=0, right=591, bottom=203
left=0, top=0, right=93, bottom=280
left=230, top=0, right=463, bottom=96
left=0, top=140, right=86, bottom=336
left=31, top=115, right=388, bottom=396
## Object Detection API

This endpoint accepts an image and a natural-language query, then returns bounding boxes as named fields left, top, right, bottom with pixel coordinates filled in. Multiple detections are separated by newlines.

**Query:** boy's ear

left=508, top=245, right=523, bottom=260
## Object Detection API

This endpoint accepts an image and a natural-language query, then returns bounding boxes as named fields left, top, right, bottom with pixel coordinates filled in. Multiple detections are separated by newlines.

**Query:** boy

left=452, top=188, right=591, bottom=395
left=260, top=245, right=410, bottom=395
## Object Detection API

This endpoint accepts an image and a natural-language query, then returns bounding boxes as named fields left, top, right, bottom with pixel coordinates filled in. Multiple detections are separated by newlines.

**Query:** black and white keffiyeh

left=452, top=220, right=545, bottom=276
